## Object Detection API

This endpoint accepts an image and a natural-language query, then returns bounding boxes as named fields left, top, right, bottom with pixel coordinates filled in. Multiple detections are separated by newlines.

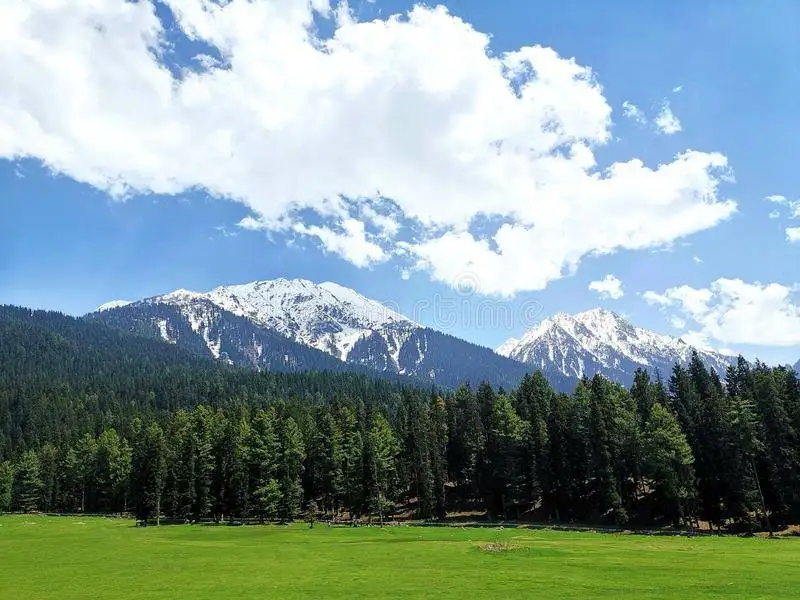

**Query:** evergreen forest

left=2, top=305, right=799, bottom=532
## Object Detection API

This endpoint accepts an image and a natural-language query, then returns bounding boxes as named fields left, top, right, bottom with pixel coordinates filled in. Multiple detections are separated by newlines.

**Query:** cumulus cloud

left=766, top=194, right=800, bottom=219
left=670, top=315, right=686, bottom=329
left=672, top=85, right=683, bottom=93
left=787, top=227, right=800, bottom=244
left=293, top=219, right=386, bottom=267
left=621, top=101, right=647, bottom=124
left=588, top=274, right=624, bottom=299
left=654, top=101, right=682, bottom=134
left=0, top=0, right=736, bottom=295
left=645, top=278, right=800, bottom=346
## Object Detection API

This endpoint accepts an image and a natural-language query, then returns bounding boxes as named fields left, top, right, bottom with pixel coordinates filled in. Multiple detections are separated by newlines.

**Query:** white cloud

left=360, top=204, right=399, bottom=236
left=0, top=0, right=736, bottom=296
left=621, top=101, right=647, bottom=124
left=292, top=219, right=386, bottom=267
left=654, top=101, right=682, bottom=134
left=645, top=278, right=800, bottom=346
left=588, top=274, right=624, bottom=299
left=672, top=85, right=683, bottom=93
left=679, top=330, right=714, bottom=351
left=766, top=194, right=800, bottom=219
left=670, top=315, right=686, bottom=329
left=769, top=210, right=781, bottom=219
left=787, top=227, right=800, bottom=244
left=692, top=255, right=702, bottom=264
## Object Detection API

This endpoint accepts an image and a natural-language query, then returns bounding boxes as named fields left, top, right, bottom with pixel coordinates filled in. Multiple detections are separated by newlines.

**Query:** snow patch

left=96, top=300, right=131, bottom=312
left=156, top=319, right=171, bottom=343
left=154, top=278, right=420, bottom=367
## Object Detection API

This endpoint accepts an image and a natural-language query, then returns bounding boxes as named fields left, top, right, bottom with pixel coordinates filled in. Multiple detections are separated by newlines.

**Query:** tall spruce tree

left=131, top=421, right=167, bottom=524
left=13, top=450, right=42, bottom=512
left=278, top=416, right=305, bottom=521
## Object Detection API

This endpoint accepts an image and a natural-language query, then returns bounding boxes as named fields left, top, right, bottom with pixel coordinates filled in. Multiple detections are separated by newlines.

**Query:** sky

left=1, top=0, right=799, bottom=365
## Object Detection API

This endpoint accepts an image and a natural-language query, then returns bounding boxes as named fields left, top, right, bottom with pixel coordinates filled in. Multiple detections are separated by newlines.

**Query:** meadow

left=0, top=515, right=798, bottom=599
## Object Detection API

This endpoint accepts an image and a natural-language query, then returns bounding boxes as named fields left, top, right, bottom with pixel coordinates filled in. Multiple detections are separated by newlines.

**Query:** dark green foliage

left=642, top=403, right=695, bottom=525
left=0, top=461, right=12, bottom=512
left=131, top=421, right=167, bottom=522
left=1, top=305, right=799, bottom=530
left=12, top=451, right=42, bottom=512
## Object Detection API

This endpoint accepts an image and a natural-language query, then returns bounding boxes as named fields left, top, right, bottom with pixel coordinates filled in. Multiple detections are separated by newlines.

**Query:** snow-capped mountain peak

left=146, top=278, right=418, bottom=362
left=495, top=337, right=520, bottom=357
left=96, top=300, right=132, bottom=312
left=498, top=308, right=733, bottom=382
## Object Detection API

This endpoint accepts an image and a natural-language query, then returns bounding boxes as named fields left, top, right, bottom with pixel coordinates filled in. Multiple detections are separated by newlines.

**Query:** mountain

left=0, top=304, right=427, bottom=458
left=91, top=279, right=736, bottom=392
left=89, top=279, right=544, bottom=390
left=96, top=300, right=132, bottom=312
left=0, top=304, right=211, bottom=386
left=794, top=359, right=800, bottom=373
left=496, top=308, right=734, bottom=386
left=154, top=279, right=418, bottom=363
left=87, top=299, right=371, bottom=375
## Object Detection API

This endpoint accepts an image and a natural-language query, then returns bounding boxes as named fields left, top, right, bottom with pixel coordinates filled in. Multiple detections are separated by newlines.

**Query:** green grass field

left=1, top=515, right=798, bottom=599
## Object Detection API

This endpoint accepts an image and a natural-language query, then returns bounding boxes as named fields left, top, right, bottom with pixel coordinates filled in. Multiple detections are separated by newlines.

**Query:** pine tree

left=642, top=403, right=695, bottom=526
left=515, top=374, right=551, bottom=511
left=728, top=393, right=769, bottom=533
left=278, top=416, right=305, bottom=521
left=314, top=410, right=343, bottom=517
left=409, top=401, right=435, bottom=519
left=190, top=407, right=216, bottom=520
left=482, top=394, right=527, bottom=520
left=0, top=461, right=13, bottom=512
left=95, top=429, right=132, bottom=513
left=450, top=384, right=484, bottom=508
left=588, top=376, right=626, bottom=523
left=37, top=443, right=60, bottom=512
left=131, top=421, right=167, bottom=524
left=429, top=397, right=449, bottom=520
left=690, top=353, right=750, bottom=528
left=337, top=405, right=364, bottom=520
left=751, top=365, right=800, bottom=526
left=71, top=433, right=98, bottom=512
left=630, top=368, right=655, bottom=425
left=368, top=411, right=400, bottom=525
left=13, top=450, right=42, bottom=512
left=166, top=410, right=197, bottom=520
left=249, top=408, right=281, bottom=523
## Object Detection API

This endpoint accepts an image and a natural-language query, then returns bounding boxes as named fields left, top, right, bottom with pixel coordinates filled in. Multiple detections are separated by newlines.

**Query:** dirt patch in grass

left=478, top=541, right=521, bottom=553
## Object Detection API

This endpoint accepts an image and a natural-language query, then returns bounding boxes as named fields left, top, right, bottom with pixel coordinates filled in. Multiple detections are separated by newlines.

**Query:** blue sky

left=1, top=0, right=799, bottom=364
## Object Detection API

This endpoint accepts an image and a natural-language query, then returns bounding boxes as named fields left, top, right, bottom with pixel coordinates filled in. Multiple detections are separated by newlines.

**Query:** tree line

left=2, top=352, right=798, bottom=531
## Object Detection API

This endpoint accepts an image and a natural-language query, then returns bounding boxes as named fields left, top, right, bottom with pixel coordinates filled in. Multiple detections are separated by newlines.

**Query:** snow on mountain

left=150, top=278, right=419, bottom=363
left=96, top=300, right=132, bottom=312
left=495, top=337, right=520, bottom=358
left=93, top=283, right=739, bottom=391
left=498, top=308, right=733, bottom=383
left=91, top=279, right=540, bottom=389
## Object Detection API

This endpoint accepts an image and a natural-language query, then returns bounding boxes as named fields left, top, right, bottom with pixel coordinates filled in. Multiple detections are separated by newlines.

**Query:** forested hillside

left=1, top=306, right=799, bottom=532
left=0, top=305, right=420, bottom=458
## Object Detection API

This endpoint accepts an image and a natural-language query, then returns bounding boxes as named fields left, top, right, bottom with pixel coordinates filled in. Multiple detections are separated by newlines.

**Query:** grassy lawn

left=0, top=515, right=798, bottom=599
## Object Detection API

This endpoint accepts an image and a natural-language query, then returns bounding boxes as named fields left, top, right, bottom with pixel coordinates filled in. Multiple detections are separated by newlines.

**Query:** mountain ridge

left=496, top=307, right=733, bottom=381
left=88, top=281, right=544, bottom=391
left=92, top=279, right=736, bottom=390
